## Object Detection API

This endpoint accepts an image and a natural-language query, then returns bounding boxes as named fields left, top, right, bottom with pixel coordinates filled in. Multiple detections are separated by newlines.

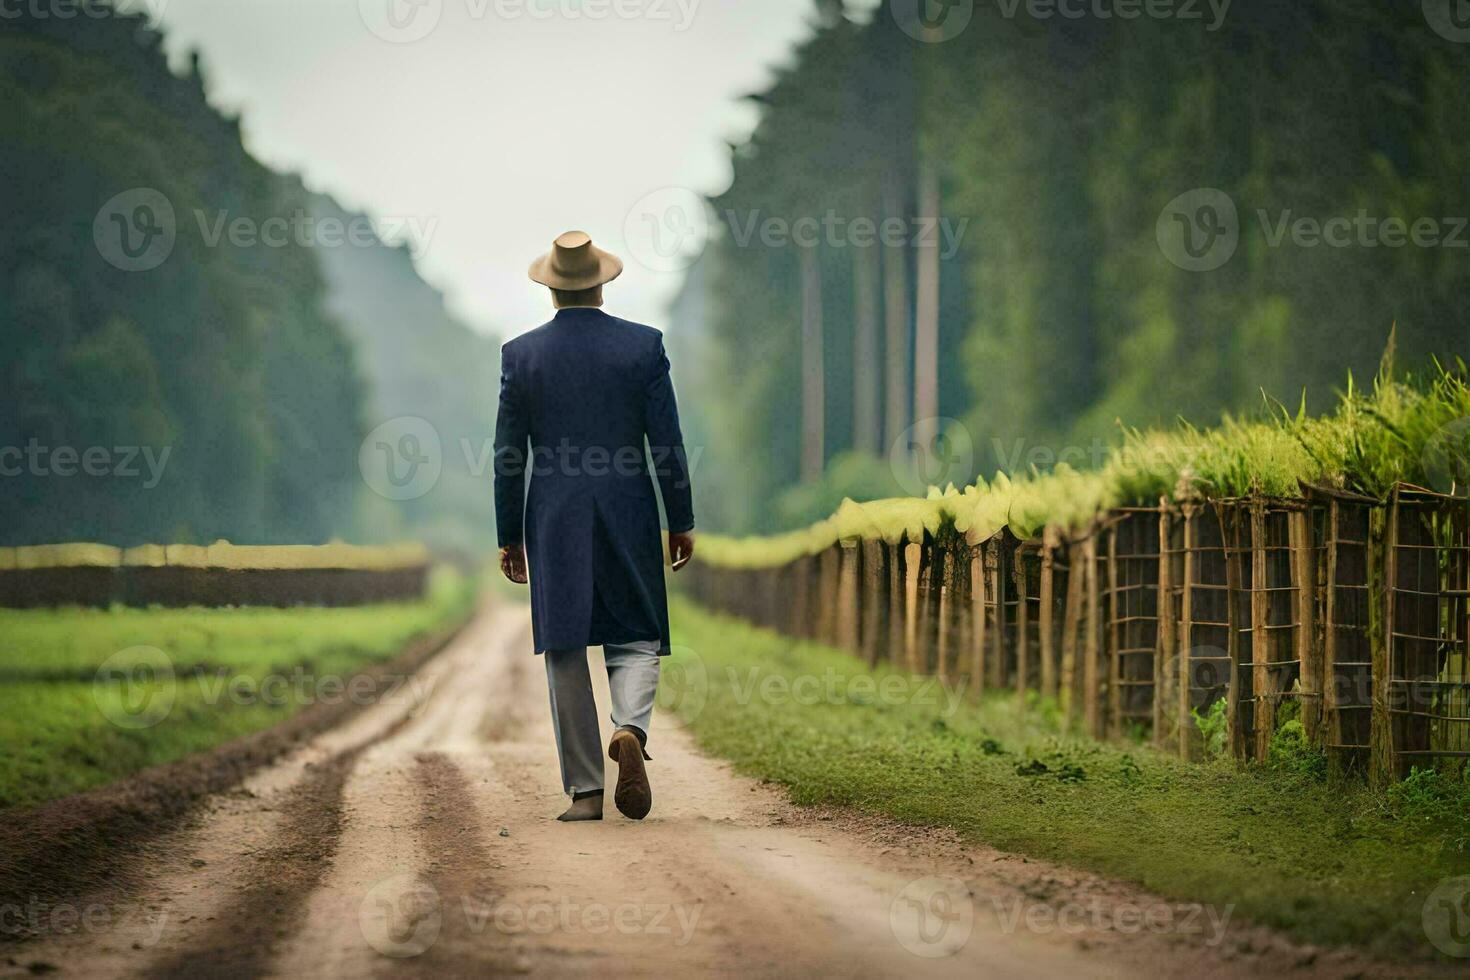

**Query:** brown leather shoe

left=557, top=791, right=603, bottom=822
left=607, top=728, right=652, bottom=820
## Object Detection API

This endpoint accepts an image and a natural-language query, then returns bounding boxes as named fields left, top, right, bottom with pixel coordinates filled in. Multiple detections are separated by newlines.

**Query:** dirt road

left=1, top=603, right=1437, bottom=978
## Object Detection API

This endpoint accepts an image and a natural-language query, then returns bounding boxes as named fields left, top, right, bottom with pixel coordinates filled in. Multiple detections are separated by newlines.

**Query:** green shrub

left=1267, top=719, right=1327, bottom=780
left=1192, top=698, right=1229, bottom=759
left=1388, top=766, right=1470, bottom=821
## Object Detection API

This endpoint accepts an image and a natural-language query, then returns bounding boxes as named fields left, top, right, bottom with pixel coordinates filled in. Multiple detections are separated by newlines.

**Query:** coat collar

left=553, top=307, right=608, bottom=321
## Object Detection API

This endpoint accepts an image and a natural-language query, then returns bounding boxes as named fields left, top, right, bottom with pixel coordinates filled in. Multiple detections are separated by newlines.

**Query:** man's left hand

left=669, top=530, right=695, bottom=572
left=500, top=543, right=528, bottom=584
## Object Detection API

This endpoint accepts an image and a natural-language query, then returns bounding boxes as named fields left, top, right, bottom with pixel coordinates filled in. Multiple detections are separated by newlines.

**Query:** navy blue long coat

left=493, top=308, right=695, bottom=654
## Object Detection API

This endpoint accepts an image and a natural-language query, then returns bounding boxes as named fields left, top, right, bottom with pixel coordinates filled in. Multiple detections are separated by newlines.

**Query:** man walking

left=494, top=230, right=696, bottom=822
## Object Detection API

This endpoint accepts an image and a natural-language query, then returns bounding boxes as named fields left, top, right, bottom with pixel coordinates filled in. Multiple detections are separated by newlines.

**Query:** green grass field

left=0, top=570, right=476, bottom=811
left=668, top=597, right=1470, bottom=960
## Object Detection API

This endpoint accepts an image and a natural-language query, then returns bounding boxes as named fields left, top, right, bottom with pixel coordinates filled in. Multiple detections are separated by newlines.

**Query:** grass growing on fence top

left=668, top=597, right=1470, bottom=959
left=1, top=541, right=429, bottom=571
left=700, top=355, right=1470, bottom=568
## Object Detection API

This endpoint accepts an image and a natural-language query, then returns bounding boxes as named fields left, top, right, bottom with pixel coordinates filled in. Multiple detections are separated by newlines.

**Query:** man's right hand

left=669, top=531, right=695, bottom=572
left=500, top=543, right=527, bottom=584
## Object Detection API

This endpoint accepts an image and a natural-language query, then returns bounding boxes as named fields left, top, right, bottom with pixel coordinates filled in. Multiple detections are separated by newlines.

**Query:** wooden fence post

left=969, top=533, right=987, bottom=697
left=838, top=541, right=860, bottom=654
left=988, top=539, right=1007, bottom=690
left=936, top=548, right=952, bottom=684
left=1156, top=501, right=1176, bottom=748
left=916, top=542, right=936, bottom=675
left=1290, top=508, right=1320, bottom=744
left=1322, top=498, right=1341, bottom=755
left=887, top=541, right=905, bottom=667
left=1040, top=527, right=1058, bottom=699
left=1177, top=505, right=1197, bottom=759
left=818, top=547, right=841, bottom=645
left=1106, top=523, right=1123, bottom=738
left=1060, top=540, right=1083, bottom=724
left=1083, top=532, right=1102, bottom=738
left=860, top=539, right=884, bottom=665
left=1014, top=543, right=1030, bottom=699
left=904, top=539, right=922, bottom=673
left=1369, top=495, right=1395, bottom=787
left=1221, top=504, right=1246, bottom=762
left=1251, top=498, right=1273, bottom=762
left=792, top=556, right=812, bottom=639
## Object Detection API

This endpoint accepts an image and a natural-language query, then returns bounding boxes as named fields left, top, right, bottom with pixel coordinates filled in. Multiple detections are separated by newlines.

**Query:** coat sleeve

left=644, top=338, right=695, bottom=534
left=493, top=343, right=530, bottom=548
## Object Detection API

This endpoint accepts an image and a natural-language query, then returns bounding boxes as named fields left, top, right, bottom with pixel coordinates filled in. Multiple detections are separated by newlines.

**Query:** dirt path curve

left=3, top=602, right=1434, bottom=979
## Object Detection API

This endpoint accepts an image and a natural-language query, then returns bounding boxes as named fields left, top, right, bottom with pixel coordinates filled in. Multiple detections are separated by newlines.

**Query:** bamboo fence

left=686, top=484, right=1470, bottom=783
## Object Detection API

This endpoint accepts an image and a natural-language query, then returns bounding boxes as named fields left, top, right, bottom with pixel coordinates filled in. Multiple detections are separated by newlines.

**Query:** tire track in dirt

left=147, top=709, right=418, bottom=978
left=393, top=751, right=517, bottom=977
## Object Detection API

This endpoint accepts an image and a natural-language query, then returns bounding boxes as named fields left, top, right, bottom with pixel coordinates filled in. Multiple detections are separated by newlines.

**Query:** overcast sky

left=149, top=0, right=864, bottom=337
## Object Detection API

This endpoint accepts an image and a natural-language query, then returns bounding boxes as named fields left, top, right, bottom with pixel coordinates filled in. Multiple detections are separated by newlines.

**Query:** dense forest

left=690, top=0, right=1470, bottom=534
left=0, top=11, right=498, bottom=549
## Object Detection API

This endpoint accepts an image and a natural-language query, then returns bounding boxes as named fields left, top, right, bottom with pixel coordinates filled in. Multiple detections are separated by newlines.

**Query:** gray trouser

left=543, top=641, right=660, bottom=797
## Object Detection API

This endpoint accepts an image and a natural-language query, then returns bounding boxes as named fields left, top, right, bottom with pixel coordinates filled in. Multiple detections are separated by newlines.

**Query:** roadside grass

left=0, top=570, right=476, bottom=811
left=668, top=596, right=1470, bottom=960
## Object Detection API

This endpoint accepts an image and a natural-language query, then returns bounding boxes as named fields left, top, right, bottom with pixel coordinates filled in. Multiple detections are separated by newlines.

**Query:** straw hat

left=528, top=230, right=624, bottom=290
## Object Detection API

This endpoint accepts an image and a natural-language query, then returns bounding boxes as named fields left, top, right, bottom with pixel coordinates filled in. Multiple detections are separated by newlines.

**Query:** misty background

left=2, top=0, right=1467, bottom=552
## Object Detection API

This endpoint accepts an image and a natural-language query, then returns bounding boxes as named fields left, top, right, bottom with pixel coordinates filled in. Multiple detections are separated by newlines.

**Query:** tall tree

left=911, top=156, right=941, bottom=454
